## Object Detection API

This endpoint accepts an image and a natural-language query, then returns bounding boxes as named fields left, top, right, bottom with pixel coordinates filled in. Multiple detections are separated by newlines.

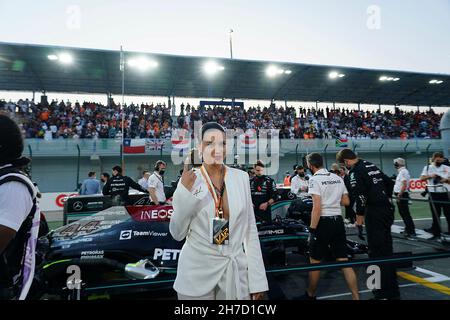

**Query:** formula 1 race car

left=30, top=195, right=368, bottom=300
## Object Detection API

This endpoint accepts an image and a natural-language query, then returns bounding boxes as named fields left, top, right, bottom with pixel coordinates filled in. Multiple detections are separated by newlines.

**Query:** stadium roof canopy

left=0, top=42, right=449, bottom=106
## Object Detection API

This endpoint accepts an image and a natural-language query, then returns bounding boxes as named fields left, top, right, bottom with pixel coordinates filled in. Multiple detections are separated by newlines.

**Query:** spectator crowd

left=1, top=98, right=443, bottom=140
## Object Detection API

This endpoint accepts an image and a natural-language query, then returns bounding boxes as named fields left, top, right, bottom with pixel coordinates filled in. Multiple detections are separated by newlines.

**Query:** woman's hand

left=180, top=156, right=197, bottom=192
left=250, top=292, right=265, bottom=300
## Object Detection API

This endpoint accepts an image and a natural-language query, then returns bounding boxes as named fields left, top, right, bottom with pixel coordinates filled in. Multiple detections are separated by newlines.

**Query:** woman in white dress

left=169, top=122, right=269, bottom=300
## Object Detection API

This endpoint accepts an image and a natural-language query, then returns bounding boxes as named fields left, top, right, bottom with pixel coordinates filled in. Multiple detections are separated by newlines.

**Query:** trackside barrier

left=265, top=251, right=450, bottom=273
left=64, top=193, right=450, bottom=294
left=392, top=195, right=450, bottom=205
left=82, top=251, right=450, bottom=293
left=392, top=185, right=450, bottom=244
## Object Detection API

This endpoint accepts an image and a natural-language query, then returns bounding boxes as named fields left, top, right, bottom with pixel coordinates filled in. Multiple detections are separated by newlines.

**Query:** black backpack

left=0, top=166, right=37, bottom=293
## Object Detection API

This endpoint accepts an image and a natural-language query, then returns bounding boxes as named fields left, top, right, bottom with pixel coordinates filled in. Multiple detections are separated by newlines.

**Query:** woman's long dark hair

left=201, top=122, right=225, bottom=140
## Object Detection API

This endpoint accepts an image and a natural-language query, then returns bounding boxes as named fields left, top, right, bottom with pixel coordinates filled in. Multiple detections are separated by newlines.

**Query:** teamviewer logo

left=120, top=230, right=132, bottom=240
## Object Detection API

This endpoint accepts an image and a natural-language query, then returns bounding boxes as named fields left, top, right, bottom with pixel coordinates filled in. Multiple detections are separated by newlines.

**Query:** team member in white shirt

left=290, top=165, right=309, bottom=198
left=138, top=170, right=150, bottom=190
left=393, top=158, right=416, bottom=237
left=420, top=152, right=450, bottom=238
left=301, top=152, right=359, bottom=300
left=148, top=161, right=167, bottom=205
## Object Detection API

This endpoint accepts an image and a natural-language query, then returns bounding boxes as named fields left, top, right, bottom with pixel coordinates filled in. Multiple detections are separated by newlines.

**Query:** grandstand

left=1, top=42, right=449, bottom=105
left=0, top=99, right=443, bottom=140
left=1, top=34, right=450, bottom=302
left=0, top=42, right=449, bottom=193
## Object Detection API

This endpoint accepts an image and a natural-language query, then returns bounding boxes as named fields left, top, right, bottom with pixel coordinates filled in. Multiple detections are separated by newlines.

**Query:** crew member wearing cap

left=420, top=152, right=450, bottom=239
left=290, top=165, right=309, bottom=198
left=393, top=158, right=416, bottom=237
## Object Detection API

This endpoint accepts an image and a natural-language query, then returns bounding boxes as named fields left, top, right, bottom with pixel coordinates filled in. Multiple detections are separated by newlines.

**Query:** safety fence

left=82, top=251, right=450, bottom=295
left=25, top=137, right=443, bottom=194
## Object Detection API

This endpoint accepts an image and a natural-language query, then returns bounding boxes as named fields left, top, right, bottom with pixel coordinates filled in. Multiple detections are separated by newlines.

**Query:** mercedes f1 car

left=30, top=195, right=367, bottom=300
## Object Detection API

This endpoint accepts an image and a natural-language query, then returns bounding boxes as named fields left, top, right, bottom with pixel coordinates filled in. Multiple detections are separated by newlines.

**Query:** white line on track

left=317, top=266, right=450, bottom=300
left=317, top=284, right=417, bottom=300
left=414, top=267, right=450, bottom=283
left=391, top=225, right=433, bottom=239
left=395, top=217, right=447, bottom=222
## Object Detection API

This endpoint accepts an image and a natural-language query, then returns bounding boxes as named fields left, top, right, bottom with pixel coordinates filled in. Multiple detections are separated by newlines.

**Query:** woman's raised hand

left=180, top=156, right=197, bottom=192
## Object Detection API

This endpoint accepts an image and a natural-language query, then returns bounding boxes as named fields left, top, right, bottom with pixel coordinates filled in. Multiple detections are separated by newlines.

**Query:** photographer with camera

left=420, top=152, right=450, bottom=239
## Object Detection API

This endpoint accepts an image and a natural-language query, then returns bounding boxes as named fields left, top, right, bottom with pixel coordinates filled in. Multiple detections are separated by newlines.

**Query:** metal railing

left=25, top=138, right=442, bottom=157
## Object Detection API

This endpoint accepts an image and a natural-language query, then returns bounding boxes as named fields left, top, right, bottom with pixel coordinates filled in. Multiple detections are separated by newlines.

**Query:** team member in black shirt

left=102, top=166, right=149, bottom=205
left=249, top=160, right=277, bottom=223
left=337, top=149, right=399, bottom=300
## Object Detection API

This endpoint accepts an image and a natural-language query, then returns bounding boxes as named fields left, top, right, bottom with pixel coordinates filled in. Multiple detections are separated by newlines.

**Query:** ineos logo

left=139, top=209, right=174, bottom=221
left=156, top=209, right=170, bottom=219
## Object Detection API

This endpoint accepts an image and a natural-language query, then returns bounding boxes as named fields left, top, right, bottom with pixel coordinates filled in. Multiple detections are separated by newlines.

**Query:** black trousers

left=365, top=205, right=400, bottom=299
left=429, top=192, right=450, bottom=236
left=345, top=201, right=356, bottom=224
left=254, top=207, right=272, bottom=223
left=0, top=286, right=16, bottom=300
left=395, top=192, right=416, bottom=235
